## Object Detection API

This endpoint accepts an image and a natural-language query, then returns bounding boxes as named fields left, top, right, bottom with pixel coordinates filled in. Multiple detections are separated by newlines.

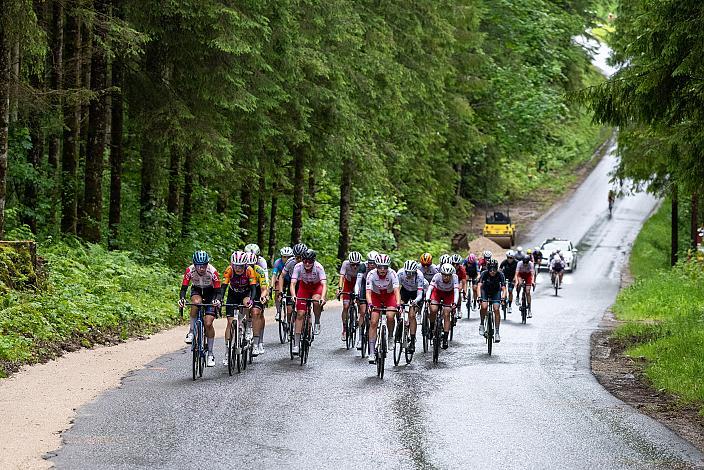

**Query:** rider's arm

left=289, top=279, right=297, bottom=298
left=354, top=272, right=363, bottom=297
left=338, top=274, right=345, bottom=291
left=426, top=283, right=434, bottom=301
left=414, top=274, right=424, bottom=303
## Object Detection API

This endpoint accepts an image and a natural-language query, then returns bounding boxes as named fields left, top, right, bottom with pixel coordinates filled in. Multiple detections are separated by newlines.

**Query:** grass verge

left=612, top=201, right=704, bottom=414
left=0, top=240, right=180, bottom=378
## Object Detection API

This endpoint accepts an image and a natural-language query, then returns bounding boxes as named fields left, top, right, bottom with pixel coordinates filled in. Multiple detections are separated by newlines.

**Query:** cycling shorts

left=296, top=282, right=324, bottom=311
left=430, top=289, right=454, bottom=307
left=517, top=271, right=533, bottom=285
left=480, top=290, right=501, bottom=304
left=190, top=286, right=217, bottom=315
left=341, top=277, right=355, bottom=303
left=251, top=286, right=265, bottom=310
left=370, top=290, right=398, bottom=309
left=552, top=264, right=565, bottom=273
left=400, top=287, right=419, bottom=304
left=469, top=276, right=479, bottom=286
left=225, top=290, right=248, bottom=317
left=507, top=281, right=515, bottom=291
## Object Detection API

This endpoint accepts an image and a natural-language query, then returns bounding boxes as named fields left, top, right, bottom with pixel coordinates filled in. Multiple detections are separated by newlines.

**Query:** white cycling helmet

left=375, top=253, right=391, bottom=267
left=245, top=243, right=261, bottom=255
left=231, top=251, right=248, bottom=266
left=439, top=263, right=455, bottom=275
left=483, top=250, right=493, bottom=260
left=516, top=246, right=524, bottom=253
left=439, top=254, right=451, bottom=265
left=348, top=251, right=362, bottom=264
left=367, top=250, right=379, bottom=263
left=404, top=260, right=419, bottom=272
left=506, top=250, right=515, bottom=258
left=280, top=246, right=293, bottom=257
left=450, top=253, right=462, bottom=264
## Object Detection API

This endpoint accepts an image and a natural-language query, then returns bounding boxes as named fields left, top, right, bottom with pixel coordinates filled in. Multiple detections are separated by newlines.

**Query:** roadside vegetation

left=613, top=201, right=704, bottom=414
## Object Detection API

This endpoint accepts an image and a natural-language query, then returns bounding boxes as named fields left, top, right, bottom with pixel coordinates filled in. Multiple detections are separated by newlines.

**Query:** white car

left=539, top=238, right=578, bottom=272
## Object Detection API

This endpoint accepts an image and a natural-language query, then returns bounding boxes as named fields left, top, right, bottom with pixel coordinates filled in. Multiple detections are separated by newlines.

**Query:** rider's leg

left=369, top=308, right=380, bottom=355
left=443, top=306, right=451, bottom=333
left=190, top=294, right=201, bottom=333
left=493, top=303, right=501, bottom=332
left=251, top=305, right=263, bottom=345
left=204, top=313, right=216, bottom=354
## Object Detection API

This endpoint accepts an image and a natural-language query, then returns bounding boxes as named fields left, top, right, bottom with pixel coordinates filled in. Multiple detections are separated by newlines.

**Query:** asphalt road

left=50, top=148, right=704, bottom=469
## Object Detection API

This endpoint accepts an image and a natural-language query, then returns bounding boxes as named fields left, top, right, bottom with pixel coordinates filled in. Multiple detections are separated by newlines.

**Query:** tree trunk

left=0, top=21, right=9, bottom=238
left=307, top=167, right=316, bottom=217
left=216, top=191, right=227, bottom=214
left=240, top=183, right=252, bottom=237
left=47, top=0, right=63, bottom=230
left=139, top=139, right=158, bottom=230
left=692, top=192, right=699, bottom=251
left=108, top=52, right=123, bottom=250
left=167, top=146, right=181, bottom=215
left=76, top=20, right=92, bottom=233
left=268, top=183, right=278, bottom=261
left=337, top=157, right=351, bottom=261
left=61, top=10, right=81, bottom=235
left=291, top=146, right=304, bottom=245
left=181, top=151, right=194, bottom=238
left=671, top=183, right=678, bottom=266
left=9, top=40, right=18, bottom=124
left=257, top=172, right=266, bottom=249
left=81, top=0, right=109, bottom=243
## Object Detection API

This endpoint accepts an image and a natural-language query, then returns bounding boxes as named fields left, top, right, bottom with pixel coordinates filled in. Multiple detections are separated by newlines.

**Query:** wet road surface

left=50, top=149, right=704, bottom=469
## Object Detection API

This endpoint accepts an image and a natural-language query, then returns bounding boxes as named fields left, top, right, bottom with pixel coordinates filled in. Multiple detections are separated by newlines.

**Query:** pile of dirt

left=467, top=237, right=506, bottom=262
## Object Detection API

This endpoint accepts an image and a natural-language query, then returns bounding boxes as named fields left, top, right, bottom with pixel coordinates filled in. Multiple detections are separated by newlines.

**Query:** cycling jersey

left=291, top=261, right=327, bottom=285
left=478, top=270, right=506, bottom=295
left=500, top=259, right=517, bottom=281
left=354, top=264, right=370, bottom=299
left=419, top=264, right=439, bottom=283
left=396, top=268, right=424, bottom=293
left=255, top=256, right=269, bottom=284
left=427, top=272, right=459, bottom=305
left=251, top=264, right=268, bottom=288
left=272, top=258, right=285, bottom=277
left=550, top=257, right=565, bottom=271
left=181, top=264, right=221, bottom=289
left=455, top=264, right=467, bottom=281
left=464, top=260, right=479, bottom=278
left=532, top=250, right=543, bottom=264
left=282, top=257, right=298, bottom=277
left=365, top=268, right=400, bottom=294
left=222, top=265, right=256, bottom=292
left=516, top=259, right=534, bottom=273
left=429, top=272, right=459, bottom=292
left=339, top=260, right=361, bottom=282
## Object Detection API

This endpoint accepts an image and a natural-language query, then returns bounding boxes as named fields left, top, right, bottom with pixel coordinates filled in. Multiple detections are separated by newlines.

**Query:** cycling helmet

left=192, top=250, right=209, bottom=266
left=404, top=260, right=419, bottom=272
left=280, top=246, right=293, bottom=257
left=230, top=250, right=248, bottom=266
left=302, top=249, right=317, bottom=261
left=526, top=248, right=533, bottom=255
left=375, top=253, right=391, bottom=267
left=420, top=252, right=433, bottom=266
left=450, top=254, right=462, bottom=264
left=488, top=259, right=499, bottom=271
left=516, top=246, right=524, bottom=253
left=556, top=249, right=561, bottom=254
left=483, top=250, right=493, bottom=260
left=506, top=250, right=515, bottom=258
left=440, top=254, right=451, bottom=265
left=348, top=251, right=362, bottom=264
left=245, top=243, right=261, bottom=255
left=246, top=252, right=258, bottom=265
left=468, top=253, right=477, bottom=263
left=439, top=263, right=455, bottom=275
left=367, top=250, right=379, bottom=263
left=293, top=243, right=308, bottom=256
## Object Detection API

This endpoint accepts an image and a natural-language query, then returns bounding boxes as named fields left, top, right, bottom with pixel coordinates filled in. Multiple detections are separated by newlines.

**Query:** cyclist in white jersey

left=338, top=251, right=362, bottom=341
left=397, top=260, right=424, bottom=353
left=365, top=253, right=400, bottom=364
left=426, top=263, right=459, bottom=350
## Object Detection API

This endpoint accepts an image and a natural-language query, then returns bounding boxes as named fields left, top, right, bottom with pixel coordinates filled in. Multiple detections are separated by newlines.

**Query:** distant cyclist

left=354, top=251, right=376, bottom=349
left=499, top=250, right=517, bottom=314
left=244, top=243, right=269, bottom=283
left=477, top=259, right=507, bottom=342
left=338, top=251, right=362, bottom=342
left=608, top=189, right=616, bottom=214
left=179, top=250, right=222, bottom=367
left=514, top=253, right=534, bottom=317
left=365, top=253, right=400, bottom=364
left=465, top=253, right=480, bottom=309
left=289, top=249, right=327, bottom=354
left=272, top=246, right=293, bottom=320
left=532, top=247, right=543, bottom=283
left=550, top=253, right=566, bottom=288
left=419, top=252, right=438, bottom=284
left=426, top=263, right=459, bottom=350
left=397, top=260, right=424, bottom=353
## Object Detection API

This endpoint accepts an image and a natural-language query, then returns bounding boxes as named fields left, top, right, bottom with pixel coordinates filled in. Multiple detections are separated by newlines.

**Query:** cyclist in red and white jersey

left=426, top=263, right=459, bottom=350
left=338, top=251, right=362, bottom=341
left=290, top=249, right=327, bottom=354
left=451, top=254, right=467, bottom=318
left=396, top=260, right=424, bottom=353
left=278, top=243, right=307, bottom=326
left=514, top=254, right=534, bottom=317
left=365, top=253, right=400, bottom=364
left=353, top=251, right=377, bottom=349
left=178, top=250, right=222, bottom=367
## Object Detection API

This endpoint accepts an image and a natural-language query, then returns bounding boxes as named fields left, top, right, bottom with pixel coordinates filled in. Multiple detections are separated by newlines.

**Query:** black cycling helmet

left=488, top=259, right=499, bottom=271
left=302, top=249, right=317, bottom=261
left=192, top=250, right=209, bottom=266
left=293, top=243, right=308, bottom=257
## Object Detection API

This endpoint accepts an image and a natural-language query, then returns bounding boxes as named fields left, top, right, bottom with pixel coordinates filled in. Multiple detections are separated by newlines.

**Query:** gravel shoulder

left=0, top=305, right=286, bottom=469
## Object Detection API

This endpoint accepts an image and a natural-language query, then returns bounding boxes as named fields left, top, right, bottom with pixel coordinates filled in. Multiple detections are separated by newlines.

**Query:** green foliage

left=0, top=241, right=180, bottom=377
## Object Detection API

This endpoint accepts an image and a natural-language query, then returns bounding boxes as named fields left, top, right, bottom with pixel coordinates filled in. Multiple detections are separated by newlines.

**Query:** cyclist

left=514, top=246, right=525, bottom=263
left=477, top=259, right=507, bottom=342
left=396, top=259, right=424, bottom=353
left=178, top=250, right=222, bottom=367
left=245, top=243, right=268, bottom=275
left=290, top=249, right=327, bottom=354
left=426, top=263, right=459, bottom=350
left=354, top=250, right=376, bottom=349
left=279, top=243, right=308, bottom=326
left=499, top=250, right=517, bottom=314
left=365, top=253, right=400, bottom=364
left=608, top=189, right=616, bottom=212
left=478, top=250, right=492, bottom=272
left=419, top=252, right=438, bottom=284
left=550, top=253, right=566, bottom=288
left=338, top=251, right=363, bottom=342
left=465, top=253, right=480, bottom=310
left=532, top=247, right=543, bottom=282
left=271, top=246, right=293, bottom=321
left=514, top=252, right=534, bottom=317
left=221, top=251, right=257, bottom=364
left=246, top=252, right=269, bottom=355
left=451, top=254, right=467, bottom=318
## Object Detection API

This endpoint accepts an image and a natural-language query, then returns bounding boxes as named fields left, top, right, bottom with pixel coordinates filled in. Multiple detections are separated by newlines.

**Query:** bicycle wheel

left=404, top=324, right=414, bottom=364
left=236, top=324, right=243, bottom=374
left=289, top=312, right=296, bottom=360
left=555, top=275, right=559, bottom=296
left=278, top=306, right=287, bottom=344
left=393, top=321, right=403, bottom=366
left=191, top=336, right=198, bottom=381
left=432, top=316, right=441, bottom=364
left=300, top=315, right=309, bottom=366
left=361, top=317, right=368, bottom=358
left=487, top=314, right=493, bottom=356
left=377, top=326, right=386, bottom=378
left=422, top=308, right=429, bottom=353
left=450, top=310, right=455, bottom=342
left=227, top=323, right=235, bottom=376
left=242, top=339, right=248, bottom=371
left=466, top=297, right=471, bottom=319
left=521, top=292, right=527, bottom=324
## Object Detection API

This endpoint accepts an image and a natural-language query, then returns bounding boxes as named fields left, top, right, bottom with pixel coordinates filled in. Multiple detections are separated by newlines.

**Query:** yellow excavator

left=482, top=208, right=516, bottom=248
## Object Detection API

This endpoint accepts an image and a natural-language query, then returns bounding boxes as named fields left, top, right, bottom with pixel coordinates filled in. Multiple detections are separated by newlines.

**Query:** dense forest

left=584, top=0, right=704, bottom=262
left=0, top=0, right=605, bottom=268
